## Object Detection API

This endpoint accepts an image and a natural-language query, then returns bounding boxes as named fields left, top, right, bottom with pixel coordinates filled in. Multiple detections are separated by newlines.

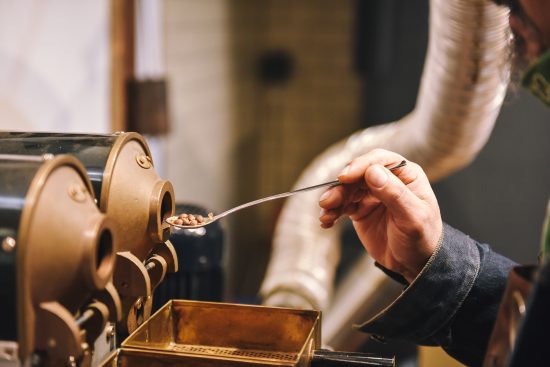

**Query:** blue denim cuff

left=355, top=223, right=480, bottom=342
left=374, top=261, right=409, bottom=286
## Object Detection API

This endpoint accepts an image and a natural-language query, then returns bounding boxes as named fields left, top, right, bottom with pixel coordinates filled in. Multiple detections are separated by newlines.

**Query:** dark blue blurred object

left=509, top=261, right=550, bottom=366
left=153, top=203, right=224, bottom=312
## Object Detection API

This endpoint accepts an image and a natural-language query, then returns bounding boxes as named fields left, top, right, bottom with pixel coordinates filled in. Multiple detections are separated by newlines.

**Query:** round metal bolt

left=136, top=154, right=152, bottom=169
left=68, top=183, right=87, bottom=203
left=2, top=237, right=16, bottom=253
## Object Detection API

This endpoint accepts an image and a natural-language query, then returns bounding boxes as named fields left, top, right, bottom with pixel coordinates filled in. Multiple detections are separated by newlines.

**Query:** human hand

left=319, top=149, right=443, bottom=282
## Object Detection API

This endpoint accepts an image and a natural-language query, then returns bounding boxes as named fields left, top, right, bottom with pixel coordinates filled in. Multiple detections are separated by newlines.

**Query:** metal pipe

left=260, top=0, right=510, bottom=313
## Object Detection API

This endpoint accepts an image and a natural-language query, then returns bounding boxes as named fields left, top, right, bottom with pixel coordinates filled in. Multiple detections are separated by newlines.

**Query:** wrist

left=404, top=228, right=444, bottom=283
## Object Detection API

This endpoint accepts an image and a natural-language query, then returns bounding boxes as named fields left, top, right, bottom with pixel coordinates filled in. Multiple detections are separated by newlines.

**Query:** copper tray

left=102, top=300, right=321, bottom=366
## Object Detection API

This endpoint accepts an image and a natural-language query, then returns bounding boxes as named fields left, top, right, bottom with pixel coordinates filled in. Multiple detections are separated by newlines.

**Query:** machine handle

left=311, top=349, right=395, bottom=367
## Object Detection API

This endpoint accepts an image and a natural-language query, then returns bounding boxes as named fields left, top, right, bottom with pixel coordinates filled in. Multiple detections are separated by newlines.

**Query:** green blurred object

left=522, top=49, right=550, bottom=107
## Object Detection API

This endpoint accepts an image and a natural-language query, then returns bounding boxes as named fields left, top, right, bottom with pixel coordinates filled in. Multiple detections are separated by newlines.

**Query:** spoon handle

left=217, top=180, right=341, bottom=219
left=216, top=160, right=407, bottom=220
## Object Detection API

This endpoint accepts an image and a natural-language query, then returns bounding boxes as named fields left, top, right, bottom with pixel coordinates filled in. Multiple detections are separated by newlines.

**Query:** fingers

left=319, top=185, right=346, bottom=210
left=319, top=185, right=380, bottom=227
left=319, top=207, right=341, bottom=228
left=319, top=149, right=433, bottom=228
left=363, top=164, right=423, bottom=224
left=319, top=178, right=365, bottom=226
left=319, top=181, right=365, bottom=209
left=317, top=149, right=442, bottom=282
left=318, top=149, right=410, bottom=227
left=348, top=195, right=381, bottom=221
left=337, top=148, right=417, bottom=185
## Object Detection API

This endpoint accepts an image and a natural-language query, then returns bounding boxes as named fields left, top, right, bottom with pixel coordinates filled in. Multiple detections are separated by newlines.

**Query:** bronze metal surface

left=92, top=282, right=123, bottom=323
left=105, top=348, right=303, bottom=367
left=483, top=265, right=535, bottom=367
left=15, top=155, right=116, bottom=361
left=151, top=240, right=178, bottom=273
left=99, top=132, right=175, bottom=332
left=25, top=160, right=114, bottom=305
left=77, top=301, right=110, bottom=345
left=112, top=300, right=321, bottom=367
left=100, top=132, right=174, bottom=261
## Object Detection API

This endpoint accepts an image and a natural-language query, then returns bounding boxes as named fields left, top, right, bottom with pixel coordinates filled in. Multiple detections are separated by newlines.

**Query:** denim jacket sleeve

left=356, top=223, right=517, bottom=367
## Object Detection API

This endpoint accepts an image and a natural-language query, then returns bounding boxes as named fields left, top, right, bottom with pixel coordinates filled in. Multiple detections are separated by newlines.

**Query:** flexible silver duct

left=260, top=0, right=510, bottom=312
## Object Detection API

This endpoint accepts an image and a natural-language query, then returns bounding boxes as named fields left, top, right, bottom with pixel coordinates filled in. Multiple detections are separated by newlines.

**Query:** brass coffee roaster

left=0, top=132, right=178, bottom=335
left=0, top=154, right=117, bottom=366
left=0, top=133, right=395, bottom=367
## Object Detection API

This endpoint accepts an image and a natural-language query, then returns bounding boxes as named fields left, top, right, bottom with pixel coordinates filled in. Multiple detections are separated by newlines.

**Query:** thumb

left=364, top=164, right=423, bottom=221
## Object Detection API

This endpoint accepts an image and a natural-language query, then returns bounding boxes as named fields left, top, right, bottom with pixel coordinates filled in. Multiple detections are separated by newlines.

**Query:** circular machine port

left=95, top=228, right=114, bottom=282
left=160, top=190, right=174, bottom=225
left=149, top=179, right=175, bottom=244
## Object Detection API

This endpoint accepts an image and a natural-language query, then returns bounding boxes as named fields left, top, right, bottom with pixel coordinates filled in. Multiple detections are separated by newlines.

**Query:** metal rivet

left=68, top=183, right=87, bottom=203
left=136, top=154, right=152, bottom=169
left=2, top=237, right=16, bottom=253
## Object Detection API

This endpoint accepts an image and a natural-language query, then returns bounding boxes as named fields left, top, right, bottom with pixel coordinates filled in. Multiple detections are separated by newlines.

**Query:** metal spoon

left=166, top=160, right=407, bottom=229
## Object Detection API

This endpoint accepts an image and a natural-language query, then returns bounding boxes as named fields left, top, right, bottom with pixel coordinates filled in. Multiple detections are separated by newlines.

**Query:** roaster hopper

left=99, top=300, right=395, bottom=367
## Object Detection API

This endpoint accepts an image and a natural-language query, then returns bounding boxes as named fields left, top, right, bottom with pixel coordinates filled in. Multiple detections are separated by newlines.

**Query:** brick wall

left=229, top=0, right=361, bottom=298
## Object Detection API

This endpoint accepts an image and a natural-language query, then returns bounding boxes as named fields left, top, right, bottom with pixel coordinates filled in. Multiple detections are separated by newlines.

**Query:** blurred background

left=0, top=0, right=549, bottom=365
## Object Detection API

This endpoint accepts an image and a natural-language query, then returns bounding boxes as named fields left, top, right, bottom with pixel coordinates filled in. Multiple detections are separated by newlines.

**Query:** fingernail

left=366, top=165, right=388, bottom=188
left=338, top=164, right=350, bottom=178
left=319, top=190, right=331, bottom=202
left=319, top=208, right=326, bottom=217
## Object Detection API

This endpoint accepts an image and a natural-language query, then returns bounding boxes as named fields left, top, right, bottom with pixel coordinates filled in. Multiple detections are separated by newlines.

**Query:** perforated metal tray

left=103, top=300, right=321, bottom=366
